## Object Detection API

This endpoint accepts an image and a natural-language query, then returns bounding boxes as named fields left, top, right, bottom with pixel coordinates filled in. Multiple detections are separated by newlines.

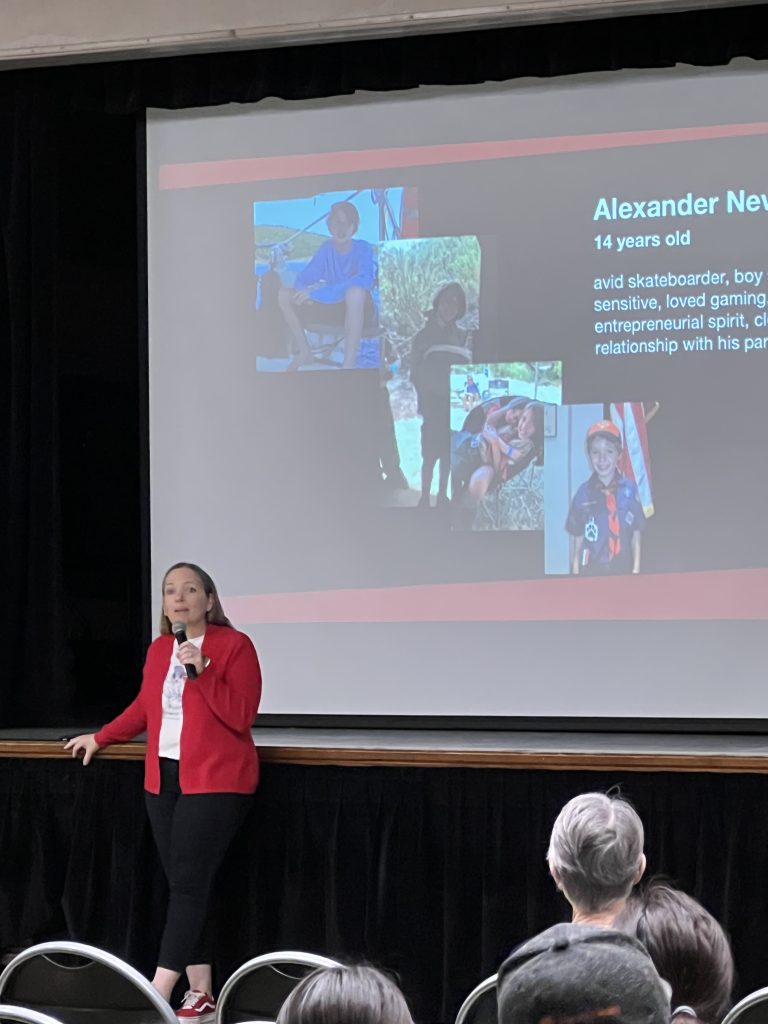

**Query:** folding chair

left=0, top=941, right=177, bottom=1024
left=455, top=974, right=498, bottom=1024
left=0, top=1007, right=64, bottom=1024
left=720, top=986, right=768, bottom=1024
left=216, top=951, right=342, bottom=1024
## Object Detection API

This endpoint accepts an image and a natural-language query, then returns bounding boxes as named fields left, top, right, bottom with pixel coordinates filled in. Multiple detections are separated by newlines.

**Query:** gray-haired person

left=547, top=792, right=646, bottom=926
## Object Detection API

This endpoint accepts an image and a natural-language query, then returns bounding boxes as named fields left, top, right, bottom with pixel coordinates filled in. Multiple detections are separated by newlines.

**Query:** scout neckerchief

left=600, top=476, right=621, bottom=559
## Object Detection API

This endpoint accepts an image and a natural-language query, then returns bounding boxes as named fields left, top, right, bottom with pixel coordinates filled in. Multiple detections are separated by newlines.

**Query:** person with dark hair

left=484, top=396, right=528, bottom=434
left=278, top=200, right=376, bottom=369
left=277, top=965, right=414, bottom=1024
left=615, top=881, right=734, bottom=1024
left=466, top=400, right=544, bottom=506
left=566, top=420, right=645, bottom=575
left=451, top=396, right=526, bottom=493
left=497, top=923, right=670, bottom=1024
left=410, top=282, right=471, bottom=508
left=65, top=562, right=262, bottom=1022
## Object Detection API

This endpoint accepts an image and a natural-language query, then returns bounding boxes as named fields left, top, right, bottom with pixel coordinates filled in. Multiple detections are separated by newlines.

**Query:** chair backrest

left=0, top=941, right=178, bottom=1024
left=216, top=951, right=343, bottom=1024
left=455, top=974, right=498, bottom=1024
left=0, top=1006, right=63, bottom=1024
left=720, top=987, right=768, bottom=1024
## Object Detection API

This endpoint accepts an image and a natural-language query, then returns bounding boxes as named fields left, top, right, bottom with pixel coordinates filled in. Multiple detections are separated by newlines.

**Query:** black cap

left=497, top=924, right=670, bottom=1024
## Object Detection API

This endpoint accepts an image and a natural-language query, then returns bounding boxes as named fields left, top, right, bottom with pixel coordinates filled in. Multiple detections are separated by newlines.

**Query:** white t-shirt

left=158, top=633, right=205, bottom=760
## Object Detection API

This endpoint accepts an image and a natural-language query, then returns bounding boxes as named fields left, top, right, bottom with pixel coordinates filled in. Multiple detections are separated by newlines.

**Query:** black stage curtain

left=2, top=13, right=768, bottom=1017
left=0, top=759, right=763, bottom=1022
left=3, top=5, right=768, bottom=724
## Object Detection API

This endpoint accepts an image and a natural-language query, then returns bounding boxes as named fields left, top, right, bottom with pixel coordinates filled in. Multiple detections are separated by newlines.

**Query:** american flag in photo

left=611, top=402, right=654, bottom=518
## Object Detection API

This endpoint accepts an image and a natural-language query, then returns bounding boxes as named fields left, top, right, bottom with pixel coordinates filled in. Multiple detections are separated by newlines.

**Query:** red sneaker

left=176, top=990, right=216, bottom=1023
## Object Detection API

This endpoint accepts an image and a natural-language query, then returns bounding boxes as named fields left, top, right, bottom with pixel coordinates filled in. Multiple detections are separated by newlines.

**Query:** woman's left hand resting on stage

left=63, top=636, right=205, bottom=766
left=64, top=734, right=101, bottom=765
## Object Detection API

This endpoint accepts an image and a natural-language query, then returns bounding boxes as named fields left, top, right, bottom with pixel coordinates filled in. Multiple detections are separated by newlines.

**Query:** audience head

left=547, top=792, right=646, bottom=922
left=277, top=964, right=413, bottom=1024
left=497, top=923, right=670, bottom=1024
left=615, top=880, right=734, bottom=1024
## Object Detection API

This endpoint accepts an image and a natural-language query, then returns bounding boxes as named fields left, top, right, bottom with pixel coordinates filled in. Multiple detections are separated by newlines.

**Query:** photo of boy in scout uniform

left=565, top=420, right=645, bottom=575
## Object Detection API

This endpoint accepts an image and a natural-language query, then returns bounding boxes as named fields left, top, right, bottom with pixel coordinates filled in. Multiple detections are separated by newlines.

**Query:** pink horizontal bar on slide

left=158, top=122, right=768, bottom=190
left=223, top=567, right=768, bottom=624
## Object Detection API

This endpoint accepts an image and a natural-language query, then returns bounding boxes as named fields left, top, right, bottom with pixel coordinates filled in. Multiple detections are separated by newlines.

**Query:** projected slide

left=147, top=65, right=768, bottom=718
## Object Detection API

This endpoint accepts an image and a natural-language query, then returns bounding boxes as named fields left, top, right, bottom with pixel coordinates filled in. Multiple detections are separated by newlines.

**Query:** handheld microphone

left=171, top=621, right=198, bottom=679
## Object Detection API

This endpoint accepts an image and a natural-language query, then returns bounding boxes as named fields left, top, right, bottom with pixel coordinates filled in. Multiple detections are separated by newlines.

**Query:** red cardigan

left=95, top=624, right=262, bottom=794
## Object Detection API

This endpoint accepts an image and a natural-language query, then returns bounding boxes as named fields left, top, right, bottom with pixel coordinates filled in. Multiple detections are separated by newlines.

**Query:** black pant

left=145, top=758, right=252, bottom=973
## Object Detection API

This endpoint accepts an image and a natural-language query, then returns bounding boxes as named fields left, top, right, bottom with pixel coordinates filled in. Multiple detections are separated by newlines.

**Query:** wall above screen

left=0, top=0, right=759, bottom=68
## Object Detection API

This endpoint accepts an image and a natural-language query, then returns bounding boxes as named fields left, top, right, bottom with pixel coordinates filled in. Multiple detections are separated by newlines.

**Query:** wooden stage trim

left=3, top=740, right=768, bottom=773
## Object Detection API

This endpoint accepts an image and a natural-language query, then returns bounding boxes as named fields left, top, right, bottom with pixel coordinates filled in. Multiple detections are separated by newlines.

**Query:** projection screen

left=147, top=63, right=768, bottom=720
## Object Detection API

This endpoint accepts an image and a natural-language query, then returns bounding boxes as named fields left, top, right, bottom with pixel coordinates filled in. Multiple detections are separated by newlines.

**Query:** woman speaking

left=65, top=562, right=261, bottom=1023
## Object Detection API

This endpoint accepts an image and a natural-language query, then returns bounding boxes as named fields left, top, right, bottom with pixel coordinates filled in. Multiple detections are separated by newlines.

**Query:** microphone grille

left=171, top=621, right=186, bottom=638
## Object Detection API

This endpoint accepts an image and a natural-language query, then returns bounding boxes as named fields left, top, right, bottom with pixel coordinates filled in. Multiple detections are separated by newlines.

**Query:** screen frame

left=141, top=70, right=768, bottom=736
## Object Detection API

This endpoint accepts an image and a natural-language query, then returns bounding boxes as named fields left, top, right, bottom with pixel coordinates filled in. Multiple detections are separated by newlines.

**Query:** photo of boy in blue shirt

left=565, top=419, right=645, bottom=575
left=278, top=200, right=376, bottom=370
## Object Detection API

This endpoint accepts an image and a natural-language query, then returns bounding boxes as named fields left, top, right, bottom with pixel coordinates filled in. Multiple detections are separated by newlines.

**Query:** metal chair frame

left=721, top=986, right=768, bottom=1024
left=0, top=1007, right=64, bottom=1024
left=0, top=941, right=177, bottom=1024
left=216, top=951, right=342, bottom=1024
left=454, top=973, right=498, bottom=1024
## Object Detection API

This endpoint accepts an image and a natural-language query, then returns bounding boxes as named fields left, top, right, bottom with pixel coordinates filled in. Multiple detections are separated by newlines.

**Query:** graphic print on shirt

left=162, top=664, right=186, bottom=718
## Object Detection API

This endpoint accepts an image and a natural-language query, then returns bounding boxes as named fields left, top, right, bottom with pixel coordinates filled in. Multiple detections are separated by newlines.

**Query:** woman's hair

left=615, top=880, right=734, bottom=1024
left=277, top=965, right=413, bottom=1024
left=158, top=562, right=233, bottom=634
left=428, top=281, right=467, bottom=321
left=522, top=401, right=545, bottom=447
left=328, top=200, right=360, bottom=233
